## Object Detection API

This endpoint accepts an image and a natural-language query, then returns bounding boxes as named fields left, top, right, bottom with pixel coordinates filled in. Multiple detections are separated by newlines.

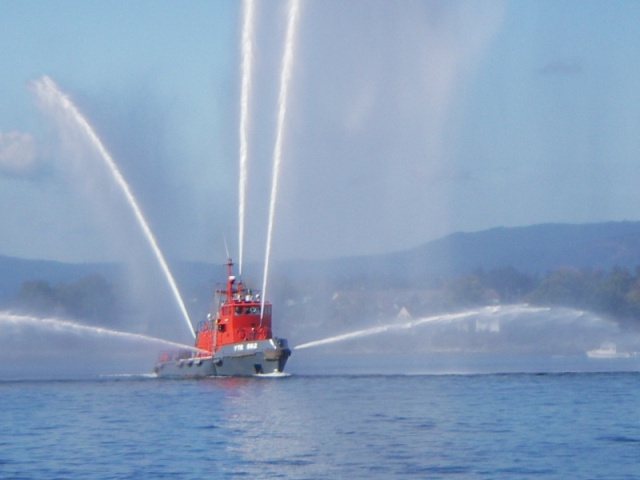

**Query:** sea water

left=1, top=369, right=638, bottom=479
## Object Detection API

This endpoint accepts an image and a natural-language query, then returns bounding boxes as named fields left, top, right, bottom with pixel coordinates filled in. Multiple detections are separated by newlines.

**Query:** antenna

left=223, top=236, right=231, bottom=260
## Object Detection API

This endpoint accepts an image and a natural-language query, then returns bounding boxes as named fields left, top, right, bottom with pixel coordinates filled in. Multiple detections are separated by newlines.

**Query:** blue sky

left=1, top=0, right=640, bottom=264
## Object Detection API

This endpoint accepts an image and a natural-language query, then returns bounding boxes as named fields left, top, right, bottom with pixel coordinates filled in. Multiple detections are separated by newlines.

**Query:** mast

left=225, top=257, right=236, bottom=301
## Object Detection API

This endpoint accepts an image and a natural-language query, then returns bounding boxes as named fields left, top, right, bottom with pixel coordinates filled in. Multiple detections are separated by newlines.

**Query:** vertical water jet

left=261, top=0, right=301, bottom=317
left=31, top=76, right=196, bottom=339
left=238, top=0, right=256, bottom=275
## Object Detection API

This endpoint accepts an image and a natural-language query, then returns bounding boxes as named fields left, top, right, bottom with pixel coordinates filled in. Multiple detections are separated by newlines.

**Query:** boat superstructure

left=154, top=259, right=290, bottom=377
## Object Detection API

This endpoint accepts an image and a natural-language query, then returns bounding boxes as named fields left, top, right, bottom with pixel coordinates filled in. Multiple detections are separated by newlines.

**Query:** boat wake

left=98, top=373, right=158, bottom=380
left=254, top=371, right=291, bottom=378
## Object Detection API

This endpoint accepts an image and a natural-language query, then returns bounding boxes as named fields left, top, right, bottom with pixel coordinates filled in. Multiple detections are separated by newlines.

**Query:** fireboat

left=154, top=258, right=291, bottom=377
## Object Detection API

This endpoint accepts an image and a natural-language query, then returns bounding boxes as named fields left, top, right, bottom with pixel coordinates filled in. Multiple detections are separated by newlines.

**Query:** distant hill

left=3, top=221, right=640, bottom=302
left=402, top=221, right=640, bottom=276
left=289, top=221, right=640, bottom=283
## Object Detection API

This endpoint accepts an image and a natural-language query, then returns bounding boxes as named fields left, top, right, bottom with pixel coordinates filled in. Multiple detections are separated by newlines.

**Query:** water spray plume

left=31, top=76, right=195, bottom=339
left=261, top=0, right=301, bottom=317
left=238, top=0, right=255, bottom=276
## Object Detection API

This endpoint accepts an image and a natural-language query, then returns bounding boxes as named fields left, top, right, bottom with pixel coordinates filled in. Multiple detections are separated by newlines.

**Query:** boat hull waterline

left=155, top=338, right=290, bottom=377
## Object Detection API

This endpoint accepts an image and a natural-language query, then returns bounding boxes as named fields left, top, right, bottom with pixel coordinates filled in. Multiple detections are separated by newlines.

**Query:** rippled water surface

left=1, top=371, right=638, bottom=479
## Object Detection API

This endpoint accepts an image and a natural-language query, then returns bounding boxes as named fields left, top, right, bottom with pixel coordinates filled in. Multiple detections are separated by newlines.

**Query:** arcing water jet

left=0, top=312, right=204, bottom=352
left=238, top=0, right=256, bottom=276
left=31, top=76, right=195, bottom=338
left=293, top=304, right=636, bottom=356
left=261, top=0, right=301, bottom=317
left=295, top=309, right=482, bottom=350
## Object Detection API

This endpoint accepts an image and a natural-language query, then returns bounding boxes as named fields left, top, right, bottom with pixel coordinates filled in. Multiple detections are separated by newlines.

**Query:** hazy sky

left=1, top=0, right=640, bottom=264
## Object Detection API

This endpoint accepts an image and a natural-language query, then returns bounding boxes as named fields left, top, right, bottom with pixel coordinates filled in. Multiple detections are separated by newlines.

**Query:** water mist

left=261, top=0, right=301, bottom=317
left=31, top=76, right=196, bottom=339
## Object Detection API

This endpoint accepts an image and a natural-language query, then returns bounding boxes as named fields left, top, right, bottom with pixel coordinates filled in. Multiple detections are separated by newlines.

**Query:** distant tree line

left=277, top=265, right=640, bottom=331
left=441, top=266, right=640, bottom=329
left=11, top=274, right=120, bottom=326
left=530, top=267, right=640, bottom=327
